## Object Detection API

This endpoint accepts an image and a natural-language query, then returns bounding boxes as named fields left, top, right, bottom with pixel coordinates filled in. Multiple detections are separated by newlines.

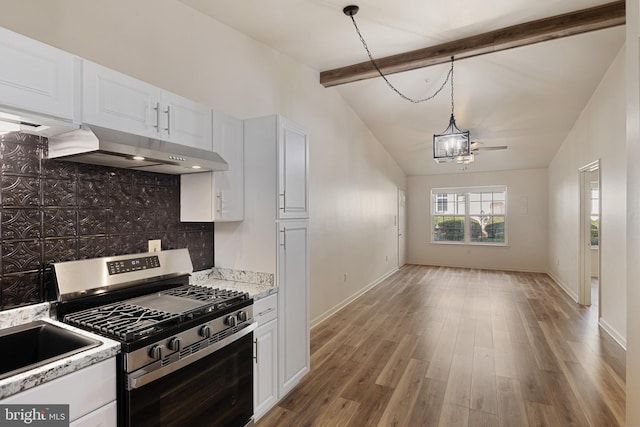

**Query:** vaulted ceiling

left=179, top=0, right=625, bottom=175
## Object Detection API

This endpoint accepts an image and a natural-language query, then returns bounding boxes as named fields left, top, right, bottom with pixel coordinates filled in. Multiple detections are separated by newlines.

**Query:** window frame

left=430, top=185, right=508, bottom=246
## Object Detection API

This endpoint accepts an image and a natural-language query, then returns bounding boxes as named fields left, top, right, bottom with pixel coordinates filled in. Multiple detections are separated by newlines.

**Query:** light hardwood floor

left=257, top=265, right=626, bottom=427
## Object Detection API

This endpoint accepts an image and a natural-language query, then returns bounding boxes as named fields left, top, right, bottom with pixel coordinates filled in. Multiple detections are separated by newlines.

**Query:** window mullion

left=464, top=192, right=470, bottom=242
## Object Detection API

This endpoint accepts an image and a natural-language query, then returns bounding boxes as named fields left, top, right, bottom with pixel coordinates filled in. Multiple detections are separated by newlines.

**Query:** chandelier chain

left=349, top=15, right=453, bottom=104
left=450, top=58, right=455, bottom=115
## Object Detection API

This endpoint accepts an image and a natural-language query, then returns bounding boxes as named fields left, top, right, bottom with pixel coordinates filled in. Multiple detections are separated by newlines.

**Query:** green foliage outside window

left=471, top=217, right=505, bottom=243
left=433, top=217, right=464, bottom=241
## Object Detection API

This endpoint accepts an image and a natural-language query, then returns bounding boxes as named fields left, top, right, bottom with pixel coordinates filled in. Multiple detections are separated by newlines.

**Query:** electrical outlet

left=344, top=273, right=348, bottom=282
left=148, top=239, right=161, bottom=253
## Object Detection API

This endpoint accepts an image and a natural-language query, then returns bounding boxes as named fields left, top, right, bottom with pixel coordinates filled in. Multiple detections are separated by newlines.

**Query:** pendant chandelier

left=343, top=5, right=473, bottom=165
left=432, top=58, right=473, bottom=164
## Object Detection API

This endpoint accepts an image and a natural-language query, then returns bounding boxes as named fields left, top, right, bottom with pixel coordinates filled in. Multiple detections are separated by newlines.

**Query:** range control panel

left=107, top=255, right=161, bottom=275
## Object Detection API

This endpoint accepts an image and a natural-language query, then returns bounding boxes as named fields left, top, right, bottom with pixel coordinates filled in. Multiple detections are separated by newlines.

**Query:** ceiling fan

left=470, top=141, right=508, bottom=154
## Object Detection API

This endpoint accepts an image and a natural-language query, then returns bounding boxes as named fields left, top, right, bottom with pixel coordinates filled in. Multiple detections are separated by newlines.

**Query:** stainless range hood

left=47, top=125, right=228, bottom=174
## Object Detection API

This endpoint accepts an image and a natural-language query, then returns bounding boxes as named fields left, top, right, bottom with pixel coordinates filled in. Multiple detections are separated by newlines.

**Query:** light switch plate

left=148, top=239, right=161, bottom=253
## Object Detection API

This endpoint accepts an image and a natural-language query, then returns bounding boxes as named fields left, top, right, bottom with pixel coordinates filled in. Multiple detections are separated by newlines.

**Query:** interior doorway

left=578, top=161, right=600, bottom=309
left=398, top=188, right=406, bottom=267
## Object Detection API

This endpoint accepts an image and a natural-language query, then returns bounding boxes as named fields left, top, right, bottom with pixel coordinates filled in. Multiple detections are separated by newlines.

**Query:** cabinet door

left=0, top=27, right=77, bottom=121
left=254, top=319, right=278, bottom=420
left=179, top=111, right=243, bottom=222
left=278, top=221, right=310, bottom=396
left=82, top=60, right=161, bottom=137
left=2, top=358, right=116, bottom=422
left=70, top=401, right=116, bottom=427
left=213, top=111, right=244, bottom=221
left=161, top=91, right=212, bottom=150
left=180, top=172, right=214, bottom=222
left=278, top=117, right=309, bottom=219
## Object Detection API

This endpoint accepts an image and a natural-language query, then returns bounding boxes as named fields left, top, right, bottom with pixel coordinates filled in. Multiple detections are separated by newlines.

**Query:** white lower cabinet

left=70, top=401, right=117, bottom=427
left=278, top=221, right=310, bottom=397
left=254, top=319, right=278, bottom=420
left=254, top=294, right=279, bottom=420
left=2, top=358, right=116, bottom=426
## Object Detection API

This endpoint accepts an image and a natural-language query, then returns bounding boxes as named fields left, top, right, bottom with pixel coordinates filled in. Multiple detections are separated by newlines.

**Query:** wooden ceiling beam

left=320, top=1, right=625, bottom=87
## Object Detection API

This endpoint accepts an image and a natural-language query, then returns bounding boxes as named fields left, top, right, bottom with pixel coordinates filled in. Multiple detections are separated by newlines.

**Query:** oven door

left=123, top=328, right=255, bottom=427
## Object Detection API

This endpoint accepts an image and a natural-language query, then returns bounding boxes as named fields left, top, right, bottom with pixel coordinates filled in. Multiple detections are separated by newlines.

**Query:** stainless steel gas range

left=51, top=248, right=255, bottom=427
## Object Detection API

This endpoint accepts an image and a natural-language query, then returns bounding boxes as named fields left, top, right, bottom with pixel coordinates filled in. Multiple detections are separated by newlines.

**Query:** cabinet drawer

left=2, top=358, right=116, bottom=422
left=70, top=401, right=116, bottom=427
left=254, top=294, right=278, bottom=324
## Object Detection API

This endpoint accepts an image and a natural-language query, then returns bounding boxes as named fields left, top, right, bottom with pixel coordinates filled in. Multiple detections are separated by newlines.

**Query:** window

left=590, top=181, right=599, bottom=247
left=435, top=194, right=449, bottom=213
left=431, top=186, right=507, bottom=244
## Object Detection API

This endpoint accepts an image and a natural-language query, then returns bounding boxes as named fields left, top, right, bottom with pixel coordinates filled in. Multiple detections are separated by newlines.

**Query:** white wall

left=0, top=0, right=406, bottom=325
left=548, top=46, right=626, bottom=346
left=407, top=168, right=548, bottom=272
left=626, top=0, right=640, bottom=423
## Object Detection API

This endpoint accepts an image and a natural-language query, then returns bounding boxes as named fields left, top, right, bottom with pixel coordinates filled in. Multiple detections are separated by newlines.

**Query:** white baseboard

left=310, top=267, right=399, bottom=329
left=547, top=271, right=579, bottom=302
left=406, top=261, right=547, bottom=274
left=547, top=273, right=626, bottom=349
left=599, top=318, right=627, bottom=350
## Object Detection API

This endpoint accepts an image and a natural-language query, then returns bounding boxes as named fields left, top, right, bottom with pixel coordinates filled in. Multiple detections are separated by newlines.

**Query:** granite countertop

left=190, top=267, right=277, bottom=300
left=0, top=304, right=120, bottom=400
left=195, top=278, right=278, bottom=300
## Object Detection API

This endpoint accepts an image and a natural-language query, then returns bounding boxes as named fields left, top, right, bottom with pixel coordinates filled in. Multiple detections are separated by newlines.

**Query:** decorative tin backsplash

left=0, top=132, right=214, bottom=310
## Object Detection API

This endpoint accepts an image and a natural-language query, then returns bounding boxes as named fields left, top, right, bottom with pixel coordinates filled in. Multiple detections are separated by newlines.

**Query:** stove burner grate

left=64, top=303, right=181, bottom=341
left=160, top=285, right=249, bottom=310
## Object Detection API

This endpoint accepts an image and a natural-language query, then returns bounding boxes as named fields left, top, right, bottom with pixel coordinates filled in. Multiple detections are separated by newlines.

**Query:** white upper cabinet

left=82, top=60, right=159, bottom=136
left=244, top=115, right=309, bottom=220
left=180, top=110, right=244, bottom=222
left=212, top=111, right=244, bottom=221
left=82, top=60, right=161, bottom=136
left=161, top=91, right=213, bottom=151
left=278, top=117, right=309, bottom=219
left=82, top=60, right=212, bottom=150
left=0, top=26, right=78, bottom=122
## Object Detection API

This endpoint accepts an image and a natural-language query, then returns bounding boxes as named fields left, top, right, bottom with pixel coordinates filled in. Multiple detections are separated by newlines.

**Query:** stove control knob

left=168, top=337, right=182, bottom=352
left=237, top=311, right=248, bottom=322
left=148, top=345, right=163, bottom=361
left=199, top=325, right=211, bottom=338
left=225, top=315, right=238, bottom=327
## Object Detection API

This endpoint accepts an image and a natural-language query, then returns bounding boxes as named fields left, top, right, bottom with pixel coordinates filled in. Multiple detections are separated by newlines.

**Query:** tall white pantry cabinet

left=243, top=115, right=310, bottom=419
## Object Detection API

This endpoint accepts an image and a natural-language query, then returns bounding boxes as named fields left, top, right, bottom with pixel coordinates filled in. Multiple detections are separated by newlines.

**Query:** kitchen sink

left=0, top=320, right=101, bottom=380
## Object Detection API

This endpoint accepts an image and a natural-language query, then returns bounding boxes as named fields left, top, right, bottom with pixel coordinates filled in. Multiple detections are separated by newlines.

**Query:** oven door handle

left=127, top=322, right=257, bottom=390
